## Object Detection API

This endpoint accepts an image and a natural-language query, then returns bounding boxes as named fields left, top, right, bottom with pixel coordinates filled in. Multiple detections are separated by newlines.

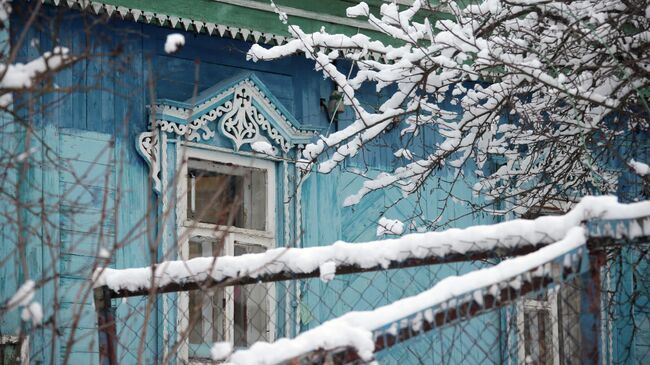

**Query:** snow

left=346, top=2, right=370, bottom=18
left=0, top=1, right=9, bottom=23
left=7, top=280, right=35, bottom=310
left=270, top=0, right=288, bottom=24
left=15, top=147, right=37, bottom=162
left=377, top=217, right=405, bottom=236
left=245, top=0, right=647, bottom=215
left=394, top=148, right=413, bottom=160
left=220, top=227, right=587, bottom=364
left=319, top=261, right=336, bottom=282
left=212, top=342, right=233, bottom=361
left=6, top=280, right=42, bottom=325
left=629, top=159, right=650, bottom=177
left=251, top=141, right=277, bottom=156
left=0, top=47, right=70, bottom=107
left=93, top=196, right=650, bottom=293
left=99, top=247, right=110, bottom=259
left=164, top=33, right=185, bottom=54
left=21, top=302, right=43, bottom=326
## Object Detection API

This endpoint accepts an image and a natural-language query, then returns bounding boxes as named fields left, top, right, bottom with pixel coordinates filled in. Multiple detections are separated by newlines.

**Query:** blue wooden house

left=0, top=1, right=647, bottom=365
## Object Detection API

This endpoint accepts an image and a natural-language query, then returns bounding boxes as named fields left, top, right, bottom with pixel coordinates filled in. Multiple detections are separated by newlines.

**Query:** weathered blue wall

left=1, top=5, right=502, bottom=365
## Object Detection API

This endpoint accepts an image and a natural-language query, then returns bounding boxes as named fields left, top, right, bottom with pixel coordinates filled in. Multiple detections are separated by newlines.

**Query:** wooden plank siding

left=4, top=4, right=505, bottom=364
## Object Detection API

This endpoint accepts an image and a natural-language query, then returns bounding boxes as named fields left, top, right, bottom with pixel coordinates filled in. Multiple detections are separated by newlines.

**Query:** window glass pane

left=559, top=280, right=582, bottom=364
left=233, top=243, right=269, bottom=348
left=524, top=308, right=554, bottom=365
left=187, top=159, right=267, bottom=231
left=1, top=340, right=21, bottom=365
left=188, top=239, right=226, bottom=346
left=188, top=239, right=270, bottom=352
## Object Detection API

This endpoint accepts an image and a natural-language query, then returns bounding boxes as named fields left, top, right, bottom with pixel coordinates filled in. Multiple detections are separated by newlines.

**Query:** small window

left=187, top=159, right=267, bottom=231
left=178, top=149, right=276, bottom=362
left=522, top=297, right=555, bottom=365
left=188, top=238, right=226, bottom=346
left=232, top=243, right=270, bottom=347
left=187, top=238, right=272, bottom=358
left=0, top=336, right=26, bottom=365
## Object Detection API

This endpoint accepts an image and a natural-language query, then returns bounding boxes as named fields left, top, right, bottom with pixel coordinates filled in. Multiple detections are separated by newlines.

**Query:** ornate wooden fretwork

left=136, top=75, right=315, bottom=194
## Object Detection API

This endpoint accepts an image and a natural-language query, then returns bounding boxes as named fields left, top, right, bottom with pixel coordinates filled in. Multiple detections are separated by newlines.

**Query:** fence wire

left=102, top=236, right=649, bottom=365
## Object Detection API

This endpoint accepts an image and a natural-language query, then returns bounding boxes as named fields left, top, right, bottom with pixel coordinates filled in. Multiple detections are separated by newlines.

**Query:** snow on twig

left=629, top=159, right=650, bottom=177
left=246, top=0, right=650, bottom=213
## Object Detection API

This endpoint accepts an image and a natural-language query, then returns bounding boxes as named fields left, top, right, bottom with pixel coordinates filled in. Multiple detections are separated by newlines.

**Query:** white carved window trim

left=0, top=335, right=29, bottom=365
left=176, top=146, right=276, bottom=362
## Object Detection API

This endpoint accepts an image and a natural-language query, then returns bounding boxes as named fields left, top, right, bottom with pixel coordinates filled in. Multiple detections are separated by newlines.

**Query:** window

left=517, top=205, right=582, bottom=365
left=0, top=336, right=28, bottom=365
left=518, top=291, right=559, bottom=365
left=177, top=149, right=276, bottom=362
left=187, top=159, right=267, bottom=230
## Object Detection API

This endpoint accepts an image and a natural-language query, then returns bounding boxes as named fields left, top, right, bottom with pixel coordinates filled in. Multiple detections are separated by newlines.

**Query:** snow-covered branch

left=248, top=0, right=650, bottom=216
left=630, top=159, right=650, bottom=177
left=0, top=47, right=71, bottom=107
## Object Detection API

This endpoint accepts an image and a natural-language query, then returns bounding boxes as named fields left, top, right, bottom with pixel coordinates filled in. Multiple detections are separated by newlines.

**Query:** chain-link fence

left=94, top=218, right=650, bottom=365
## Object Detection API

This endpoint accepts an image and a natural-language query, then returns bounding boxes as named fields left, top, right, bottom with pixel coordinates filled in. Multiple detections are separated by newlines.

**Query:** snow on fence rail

left=270, top=216, right=650, bottom=365
left=93, top=196, right=650, bottom=297
left=92, top=197, right=650, bottom=365
left=219, top=227, right=590, bottom=365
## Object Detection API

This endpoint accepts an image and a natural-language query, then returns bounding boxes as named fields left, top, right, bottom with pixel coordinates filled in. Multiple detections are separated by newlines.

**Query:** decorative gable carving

left=137, top=73, right=316, bottom=193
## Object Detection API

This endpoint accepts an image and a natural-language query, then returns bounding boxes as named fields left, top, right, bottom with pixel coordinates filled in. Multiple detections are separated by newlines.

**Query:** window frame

left=515, top=203, right=570, bottom=365
left=176, top=147, right=276, bottom=362
left=516, top=290, right=561, bottom=365
left=0, top=335, right=29, bottom=365
left=179, top=148, right=276, bottom=238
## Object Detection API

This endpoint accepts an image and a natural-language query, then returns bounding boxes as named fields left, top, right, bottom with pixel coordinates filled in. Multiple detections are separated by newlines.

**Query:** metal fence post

left=582, top=247, right=606, bottom=365
left=94, top=286, right=117, bottom=365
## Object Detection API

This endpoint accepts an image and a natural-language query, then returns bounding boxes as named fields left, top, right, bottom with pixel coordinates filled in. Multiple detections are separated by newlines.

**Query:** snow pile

left=225, top=319, right=375, bottom=364
left=0, top=0, right=9, bottom=24
left=6, top=280, right=35, bottom=309
left=0, top=47, right=70, bottom=107
left=251, top=141, right=277, bottom=156
left=319, top=261, right=336, bottom=282
left=629, top=159, right=650, bottom=177
left=346, top=2, right=370, bottom=18
left=270, top=0, right=288, bottom=24
left=6, top=280, right=43, bottom=326
left=99, top=247, right=110, bottom=259
left=93, top=196, right=650, bottom=293
left=212, top=342, right=233, bottom=361
left=377, top=217, right=405, bottom=236
left=219, top=227, right=587, bottom=364
left=22, top=302, right=43, bottom=326
left=164, top=33, right=185, bottom=54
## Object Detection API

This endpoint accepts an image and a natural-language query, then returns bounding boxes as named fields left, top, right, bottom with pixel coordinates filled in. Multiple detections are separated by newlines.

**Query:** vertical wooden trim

left=282, top=158, right=290, bottom=338
left=293, top=171, right=307, bottom=336
left=160, top=132, right=170, bottom=362
left=175, top=139, right=190, bottom=362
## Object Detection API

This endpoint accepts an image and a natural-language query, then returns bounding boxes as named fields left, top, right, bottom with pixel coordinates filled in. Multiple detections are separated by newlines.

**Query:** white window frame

left=507, top=202, right=578, bottom=365
left=176, top=147, right=276, bottom=363
left=0, top=335, right=29, bottom=365
left=517, top=284, right=560, bottom=365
